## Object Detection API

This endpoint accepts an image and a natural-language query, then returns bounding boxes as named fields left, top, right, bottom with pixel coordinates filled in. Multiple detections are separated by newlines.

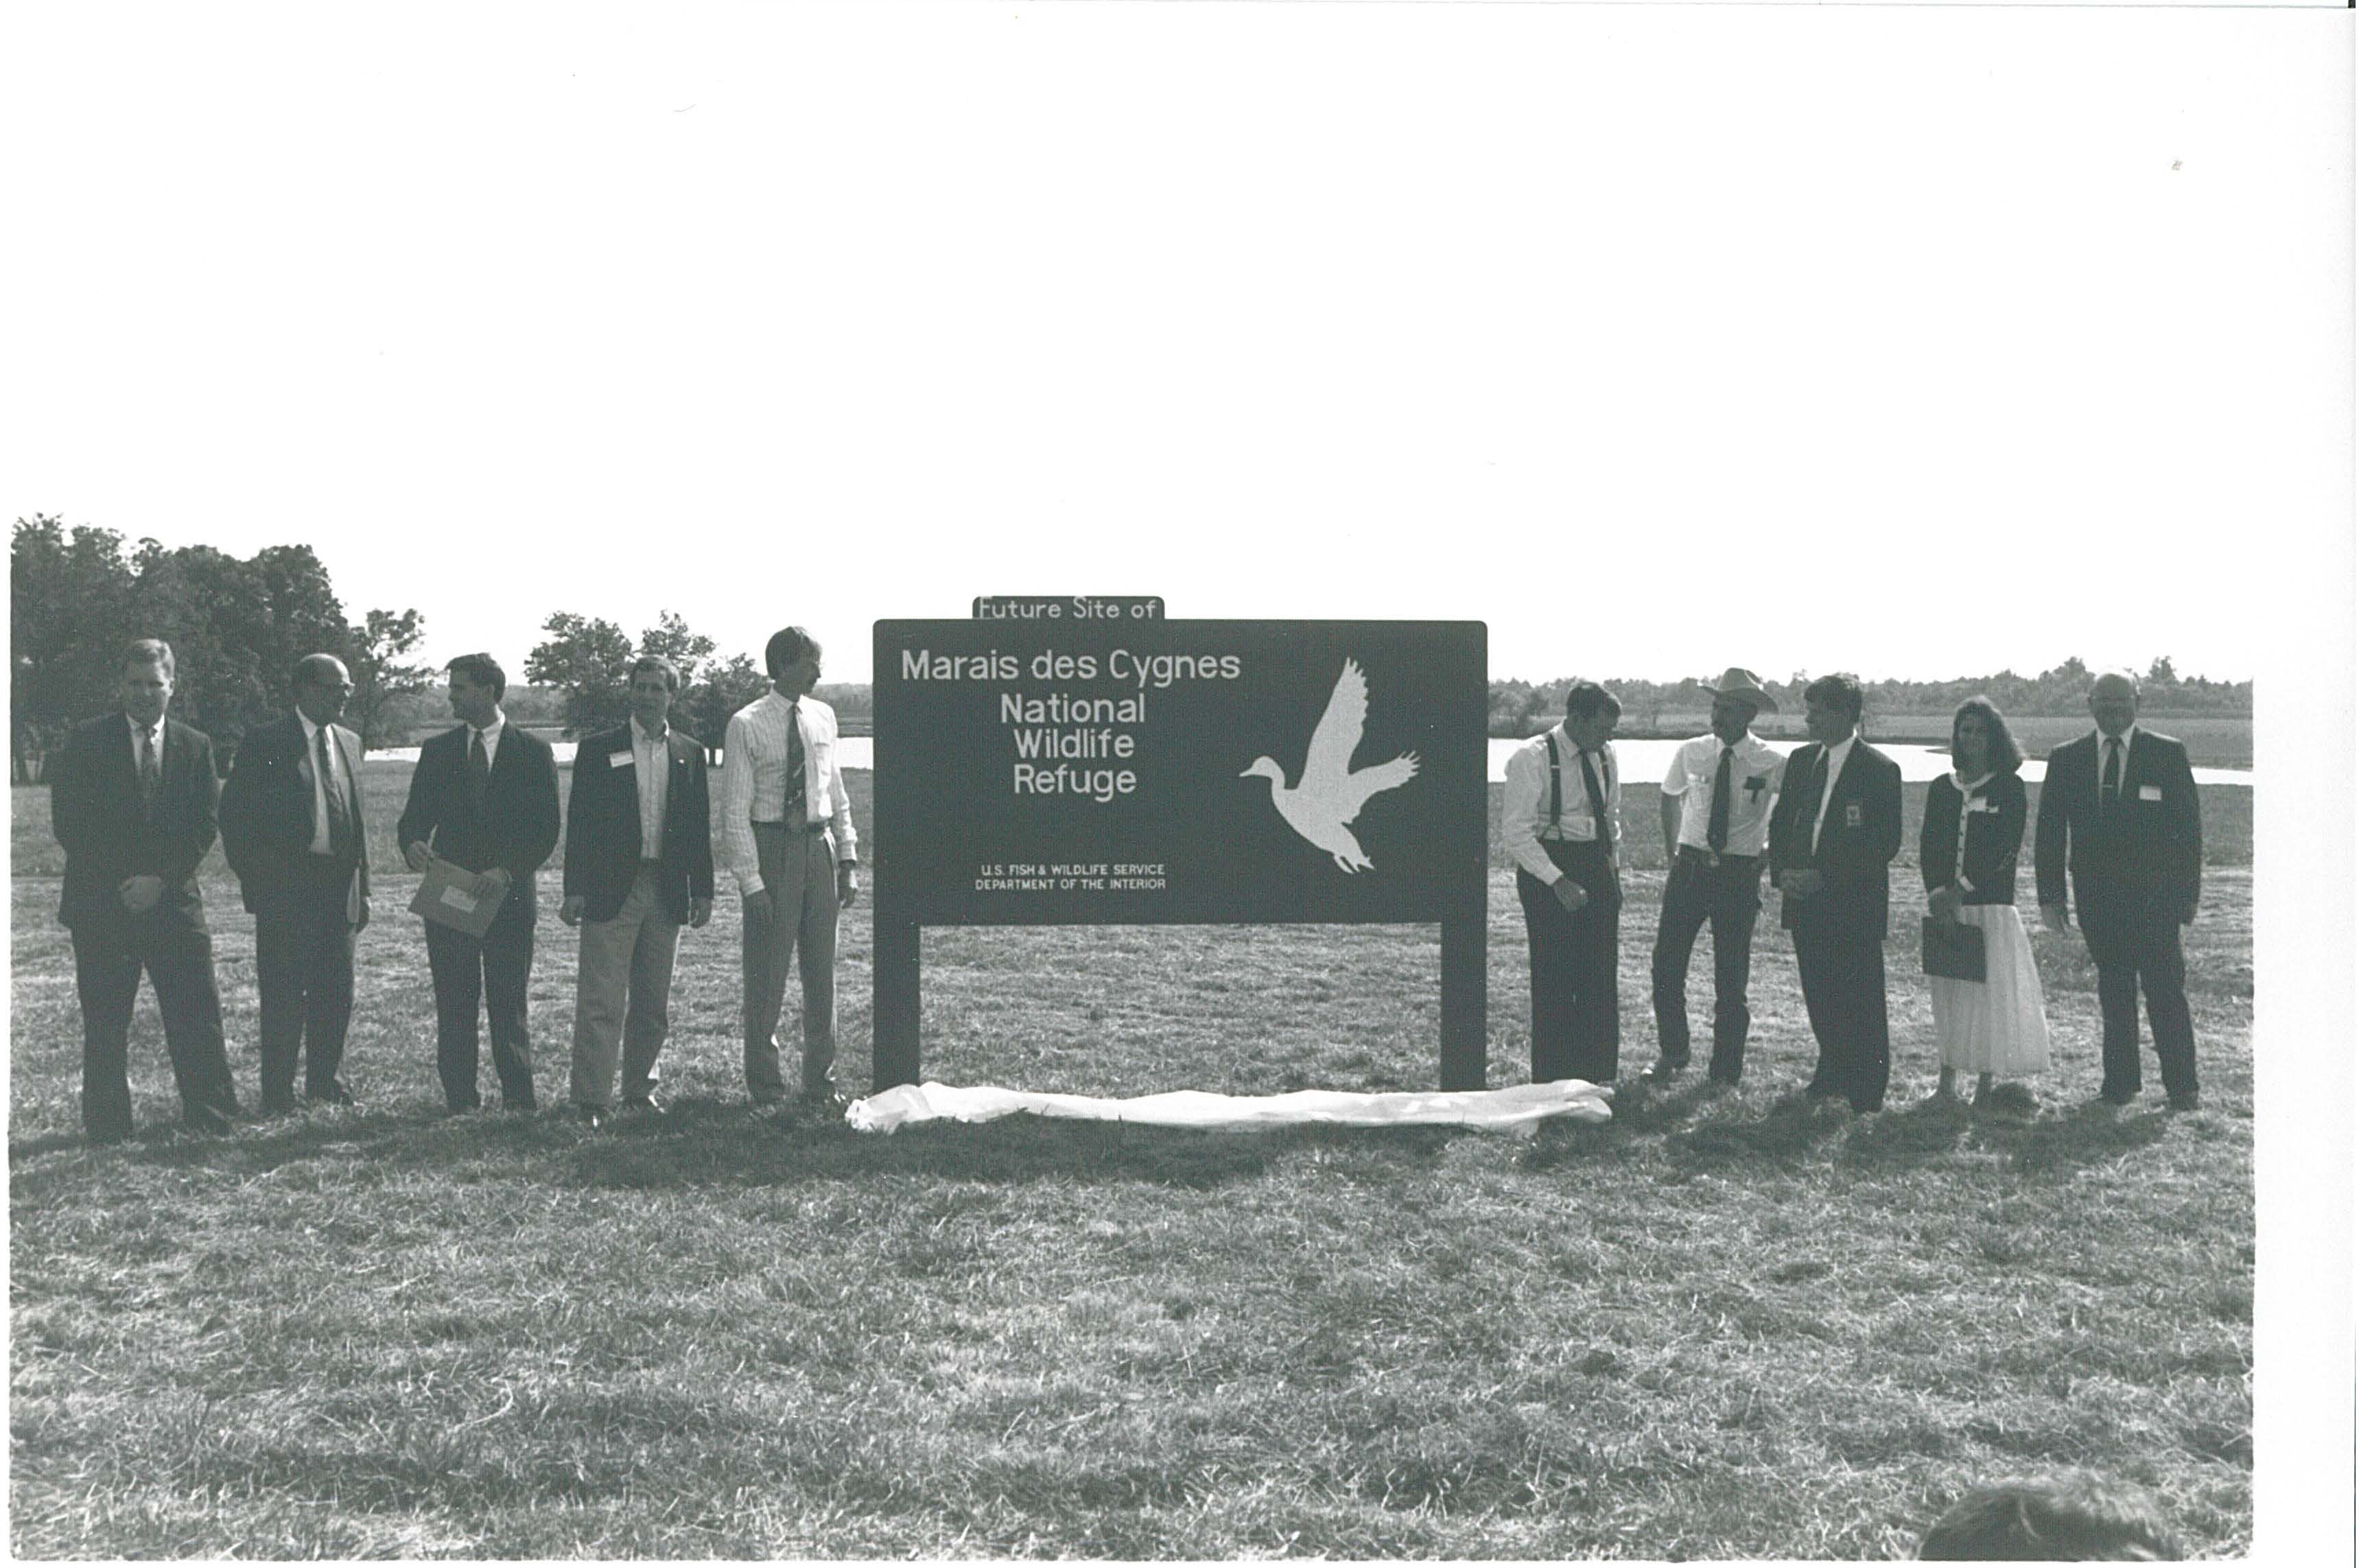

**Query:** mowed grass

left=10, top=767, right=2252, bottom=1557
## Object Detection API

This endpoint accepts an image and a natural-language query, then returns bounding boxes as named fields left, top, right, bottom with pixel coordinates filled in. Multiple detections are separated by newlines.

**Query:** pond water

left=373, top=734, right=2251, bottom=787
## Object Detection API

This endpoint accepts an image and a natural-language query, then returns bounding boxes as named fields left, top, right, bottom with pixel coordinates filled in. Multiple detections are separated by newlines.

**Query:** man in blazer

left=50, top=638, right=240, bottom=1140
left=2034, top=669, right=2204, bottom=1110
left=559, top=655, right=714, bottom=1125
left=220, top=653, right=371, bottom=1112
left=397, top=653, right=561, bottom=1112
left=1768, top=672, right=1905, bottom=1113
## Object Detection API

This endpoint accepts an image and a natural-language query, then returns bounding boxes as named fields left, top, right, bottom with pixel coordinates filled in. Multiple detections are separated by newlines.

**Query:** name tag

left=609, top=751, right=634, bottom=769
left=1844, top=801, right=1864, bottom=828
left=1967, top=797, right=1995, bottom=815
left=2138, top=784, right=2162, bottom=801
left=438, top=885, right=480, bottom=913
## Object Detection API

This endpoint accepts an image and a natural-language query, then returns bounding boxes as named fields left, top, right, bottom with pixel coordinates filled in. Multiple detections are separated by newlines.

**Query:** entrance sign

left=871, top=620, right=1488, bottom=1090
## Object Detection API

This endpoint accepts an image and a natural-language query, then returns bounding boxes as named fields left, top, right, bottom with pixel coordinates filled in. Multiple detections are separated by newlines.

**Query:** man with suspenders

left=1501, top=681, right=1625, bottom=1087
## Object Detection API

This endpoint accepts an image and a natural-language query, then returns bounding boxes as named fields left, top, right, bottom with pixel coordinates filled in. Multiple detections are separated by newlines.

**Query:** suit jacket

left=396, top=723, right=561, bottom=922
left=1768, top=738, right=1904, bottom=937
left=219, top=712, right=371, bottom=928
left=51, top=711, right=220, bottom=933
left=2033, top=727, right=2202, bottom=916
left=561, top=722, right=715, bottom=924
left=1920, top=770, right=2026, bottom=907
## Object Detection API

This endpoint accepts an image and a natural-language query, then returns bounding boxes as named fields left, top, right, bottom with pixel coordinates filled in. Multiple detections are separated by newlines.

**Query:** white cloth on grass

left=1929, top=902, right=2052, bottom=1075
left=846, top=1079, right=1615, bottom=1134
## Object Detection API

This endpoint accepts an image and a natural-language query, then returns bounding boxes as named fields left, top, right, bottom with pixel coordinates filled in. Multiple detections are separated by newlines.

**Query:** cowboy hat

left=1698, top=666, right=1779, bottom=713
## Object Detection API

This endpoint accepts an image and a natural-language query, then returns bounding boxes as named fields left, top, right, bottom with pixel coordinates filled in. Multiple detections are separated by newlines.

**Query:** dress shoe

left=572, top=1103, right=609, bottom=1130
left=1648, top=1061, right=1687, bottom=1082
left=501, top=1098, right=538, bottom=1116
left=86, top=1125, right=133, bottom=1148
left=307, top=1082, right=357, bottom=1107
left=2100, top=1090, right=2136, bottom=1108
left=799, top=1090, right=852, bottom=1121
left=260, top=1095, right=298, bottom=1118
left=620, top=1094, right=664, bottom=1118
left=2168, top=1091, right=2201, bottom=1112
left=183, top=1103, right=235, bottom=1136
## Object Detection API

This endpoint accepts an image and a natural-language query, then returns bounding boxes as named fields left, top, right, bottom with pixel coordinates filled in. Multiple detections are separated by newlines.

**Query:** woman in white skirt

left=1921, top=697, right=2050, bottom=1103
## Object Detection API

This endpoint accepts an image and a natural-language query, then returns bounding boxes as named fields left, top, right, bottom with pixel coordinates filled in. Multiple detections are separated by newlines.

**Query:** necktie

left=1580, top=749, right=1614, bottom=859
left=137, top=728, right=161, bottom=817
left=785, top=703, right=806, bottom=823
left=318, top=725, right=354, bottom=859
left=467, top=728, right=490, bottom=811
left=1706, top=746, right=1733, bottom=852
left=2101, top=737, right=2122, bottom=816
left=1796, top=749, right=1829, bottom=856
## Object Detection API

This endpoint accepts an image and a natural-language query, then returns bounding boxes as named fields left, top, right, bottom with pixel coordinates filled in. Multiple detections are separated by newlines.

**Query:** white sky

left=4, top=5, right=2345, bottom=688
left=3, top=6, right=2352, bottom=1560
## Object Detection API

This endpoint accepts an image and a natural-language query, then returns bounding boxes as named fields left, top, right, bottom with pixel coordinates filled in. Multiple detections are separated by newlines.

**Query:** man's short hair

left=630, top=654, right=682, bottom=693
left=446, top=653, right=506, bottom=701
left=1918, top=1475, right=2181, bottom=1560
left=124, top=638, right=175, bottom=679
left=1562, top=680, right=1622, bottom=723
left=764, top=627, right=821, bottom=681
left=293, top=653, right=346, bottom=690
left=1802, top=672, right=1865, bottom=725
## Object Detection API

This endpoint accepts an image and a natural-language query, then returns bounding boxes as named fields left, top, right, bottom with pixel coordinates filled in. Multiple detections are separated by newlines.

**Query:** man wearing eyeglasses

left=222, top=653, right=374, bottom=1113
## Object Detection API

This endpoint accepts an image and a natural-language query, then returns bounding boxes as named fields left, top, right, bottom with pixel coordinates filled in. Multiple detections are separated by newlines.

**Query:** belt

left=1677, top=845, right=1757, bottom=869
left=755, top=818, right=832, bottom=835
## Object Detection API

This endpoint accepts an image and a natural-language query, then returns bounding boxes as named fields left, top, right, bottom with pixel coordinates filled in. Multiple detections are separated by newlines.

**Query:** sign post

left=871, top=619, right=1488, bottom=1091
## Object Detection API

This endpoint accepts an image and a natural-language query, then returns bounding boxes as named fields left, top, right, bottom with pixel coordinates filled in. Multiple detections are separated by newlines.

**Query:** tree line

left=11, top=515, right=862, bottom=780
left=1484, top=659, right=2252, bottom=738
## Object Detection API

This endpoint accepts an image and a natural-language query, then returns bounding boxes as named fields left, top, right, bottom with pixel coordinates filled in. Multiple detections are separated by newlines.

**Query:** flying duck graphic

left=1240, top=658, right=1420, bottom=874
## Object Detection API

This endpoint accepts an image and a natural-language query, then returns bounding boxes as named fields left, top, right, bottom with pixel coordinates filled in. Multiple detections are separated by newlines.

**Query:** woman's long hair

left=1951, top=695, right=2023, bottom=776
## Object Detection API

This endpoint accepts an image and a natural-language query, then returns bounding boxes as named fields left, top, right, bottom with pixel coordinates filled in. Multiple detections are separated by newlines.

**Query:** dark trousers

left=1515, top=839, right=1621, bottom=1084
left=253, top=858, right=360, bottom=1107
left=71, top=915, right=237, bottom=1139
left=1792, top=920, right=1890, bottom=1112
left=425, top=902, right=537, bottom=1110
left=1650, top=849, right=1763, bottom=1080
left=2080, top=889, right=2198, bottom=1100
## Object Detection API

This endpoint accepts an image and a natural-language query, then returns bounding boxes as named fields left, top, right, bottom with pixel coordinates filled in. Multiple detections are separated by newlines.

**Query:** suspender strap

left=1545, top=732, right=1563, bottom=833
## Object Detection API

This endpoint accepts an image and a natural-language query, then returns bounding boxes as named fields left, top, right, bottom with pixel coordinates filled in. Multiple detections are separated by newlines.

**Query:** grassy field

left=10, top=767, right=2253, bottom=1557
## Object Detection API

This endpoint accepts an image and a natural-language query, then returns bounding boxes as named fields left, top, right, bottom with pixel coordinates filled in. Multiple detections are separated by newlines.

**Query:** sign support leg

left=873, top=915, right=922, bottom=1089
left=1439, top=906, right=1486, bottom=1090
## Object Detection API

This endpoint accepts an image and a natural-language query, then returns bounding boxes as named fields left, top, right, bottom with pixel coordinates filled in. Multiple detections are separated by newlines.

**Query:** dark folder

left=1921, top=915, right=1986, bottom=982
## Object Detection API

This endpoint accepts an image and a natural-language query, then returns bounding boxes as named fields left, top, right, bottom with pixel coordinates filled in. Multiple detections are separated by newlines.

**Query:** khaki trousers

left=742, top=821, right=838, bottom=1101
left=570, top=863, right=683, bottom=1108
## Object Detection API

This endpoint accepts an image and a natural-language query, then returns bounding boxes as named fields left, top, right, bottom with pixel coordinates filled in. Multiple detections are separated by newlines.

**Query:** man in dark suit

left=2034, top=668, right=2204, bottom=1110
left=50, top=639, right=240, bottom=1140
left=397, top=653, right=561, bottom=1112
left=559, top=655, right=714, bottom=1126
left=1768, top=672, right=1905, bottom=1113
left=220, top=653, right=371, bottom=1112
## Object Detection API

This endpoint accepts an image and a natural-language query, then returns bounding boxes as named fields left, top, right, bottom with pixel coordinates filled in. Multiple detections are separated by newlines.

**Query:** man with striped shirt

left=721, top=627, right=860, bottom=1117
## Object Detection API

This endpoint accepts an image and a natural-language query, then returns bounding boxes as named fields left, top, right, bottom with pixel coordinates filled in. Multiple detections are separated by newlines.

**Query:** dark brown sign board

left=871, top=619, right=1488, bottom=1090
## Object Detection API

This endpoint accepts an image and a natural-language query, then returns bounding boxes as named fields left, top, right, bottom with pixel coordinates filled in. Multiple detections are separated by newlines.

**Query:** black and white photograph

left=4, top=2, right=2348, bottom=1560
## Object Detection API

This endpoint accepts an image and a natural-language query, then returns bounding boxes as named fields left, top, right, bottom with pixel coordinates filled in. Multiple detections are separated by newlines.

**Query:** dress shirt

left=1947, top=770, right=1993, bottom=893
left=298, top=712, right=340, bottom=854
left=2096, top=724, right=2137, bottom=795
left=126, top=713, right=165, bottom=771
left=721, top=690, right=857, bottom=896
left=630, top=716, right=671, bottom=859
left=1501, top=726, right=1617, bottom=884
left=1808, top=734, right=1857, bottom=855
left=1663, top=732, right=1785, bottom=856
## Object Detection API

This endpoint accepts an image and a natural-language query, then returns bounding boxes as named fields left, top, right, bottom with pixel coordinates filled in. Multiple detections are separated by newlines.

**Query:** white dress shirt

left=631, top=716, right=670, bottom=860
left=1808, top=734, right=1857, bottom=856
left=465, top=712, right=506, bottom=772
left=2096, top=724, right=2138, bottom=795
left=1501, top=725, right=1617, bottom=885
left=721, top=690, right=857, bottom=896
left=297, top=712, right=343, bottom=854
left=1662, top=732, right=1785, bottom=856
left=126, top=712, right=165, bottom=771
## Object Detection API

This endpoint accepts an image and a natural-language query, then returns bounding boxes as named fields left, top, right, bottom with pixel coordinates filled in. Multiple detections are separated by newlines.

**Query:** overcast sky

left=5, top=5, right=2345, bottom=687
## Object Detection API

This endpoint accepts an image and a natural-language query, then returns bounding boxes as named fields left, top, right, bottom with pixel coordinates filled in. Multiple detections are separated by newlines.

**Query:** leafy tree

left=11, top=516, right=141, bottom=779
left=525, top=612, right=636, bottom=736
left=346, top=608, right=437, bottom=751
left=680, top=653, right=771, bottom=754
left=637, top=610, right=716, bottom=686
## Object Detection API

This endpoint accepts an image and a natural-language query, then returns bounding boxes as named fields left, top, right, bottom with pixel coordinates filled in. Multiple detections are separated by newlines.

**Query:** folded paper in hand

left=409, top=858, right=507, bottom=937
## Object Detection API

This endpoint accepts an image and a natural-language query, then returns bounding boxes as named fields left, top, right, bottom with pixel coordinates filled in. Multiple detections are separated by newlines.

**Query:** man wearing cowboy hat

left=1650, top=667, right=1788, bottom=1085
